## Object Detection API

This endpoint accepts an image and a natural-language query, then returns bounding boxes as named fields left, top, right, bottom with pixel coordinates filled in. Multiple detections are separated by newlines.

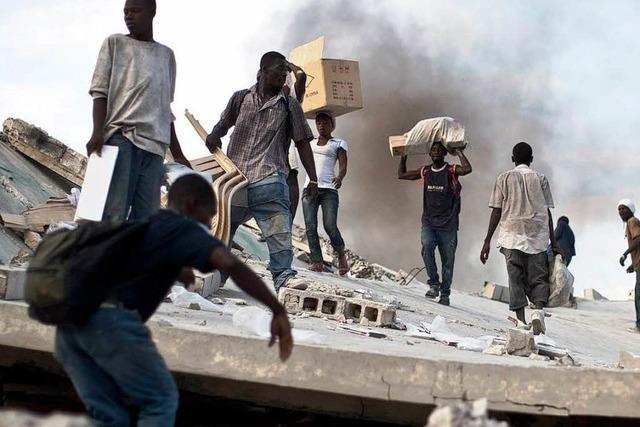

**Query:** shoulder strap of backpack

left=230, top=89, right=251, bottom=125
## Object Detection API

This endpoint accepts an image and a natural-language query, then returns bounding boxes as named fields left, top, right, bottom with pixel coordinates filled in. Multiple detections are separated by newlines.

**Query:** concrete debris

left=618, top=351, right=640, bottom=370
left=483, top=344, right=506, bottom=356
left=583, top=288, right=608, bottom=301
left=425, top=398, right=509, bottom=427
left=0, top=265, right=26, bottom=300
left=197, top=320, right=207, bottom=326
left=3, top=118, right=87, bottom=186
left=528, top=353, right=550, bottom=361
left=167, top=285, right=234, bottom=314
left=23, top=230, right=42, bottom=250
left=505, top=328, right=535, bottom=357
left=0, top=176, right=33, bottom=209
left=227, top=298, right=247, bottom=306
left=278, top=287, right=397, bottom=326
left=0, top=410, right=91, bottom=427
left=155, top=319, right=173, bottom=327
left=9, top=249, right=31, bottom=266
left=338, top=324, right=387, bottom=338
left=192, top=270, right=221, bottom=298
left=482, top=281, right=509, bottom=304
left=210, top=297, right=225, bottom=305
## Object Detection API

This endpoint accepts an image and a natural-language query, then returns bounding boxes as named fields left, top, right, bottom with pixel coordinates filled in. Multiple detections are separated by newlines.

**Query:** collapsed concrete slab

left=2, top=118, right=86, bottom=187
left=3, top=300, right=640, bottom=424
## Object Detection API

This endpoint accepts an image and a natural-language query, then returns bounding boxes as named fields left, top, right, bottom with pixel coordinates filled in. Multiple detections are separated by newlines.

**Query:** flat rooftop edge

left=1, top=301, right=639, bottom=421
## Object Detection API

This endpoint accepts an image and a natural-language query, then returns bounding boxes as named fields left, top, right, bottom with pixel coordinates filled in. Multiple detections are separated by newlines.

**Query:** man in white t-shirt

left=302, top=112, right=349, bottom=275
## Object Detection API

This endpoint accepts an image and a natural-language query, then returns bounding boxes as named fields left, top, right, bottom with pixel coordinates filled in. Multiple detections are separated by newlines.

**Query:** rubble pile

left=425, top=398, right=509, bottom=427
left=0, top=410, right=91, bottom=427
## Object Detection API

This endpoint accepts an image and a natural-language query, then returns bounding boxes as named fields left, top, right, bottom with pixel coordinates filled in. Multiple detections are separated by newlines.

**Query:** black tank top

left=421, top=164, right=461, bottom=231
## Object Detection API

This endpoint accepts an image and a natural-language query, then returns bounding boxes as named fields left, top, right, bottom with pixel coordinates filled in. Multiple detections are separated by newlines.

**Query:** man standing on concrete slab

left=481, top=142, right=559, bottom=334
left=87, top=0, right=191, bottom=222
left=554, top=216, right=576, bottom=266
left=302, top=112, right=349, bottom=275
left=205, top=52, right=318, bottom=291
left=54, top=175, right=293, bottom=427
left=618, top=199, right=640, bottom=333
left=398, top=142, right=472, bottom=306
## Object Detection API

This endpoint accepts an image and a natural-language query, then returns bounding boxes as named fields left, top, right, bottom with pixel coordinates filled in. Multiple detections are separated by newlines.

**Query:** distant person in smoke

left=553, top=216, right=576, bottom=266
left=618, top=199, right=640, bottom=333
left=302, top=112, right=350, bottom=275
left=480, top=142, right=560, bottom=334
left=398, top=142, right=472, bottom=306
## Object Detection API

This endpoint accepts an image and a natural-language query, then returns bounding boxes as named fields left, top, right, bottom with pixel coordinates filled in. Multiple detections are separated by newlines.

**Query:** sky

left=1, top=0, right=639, bottom=300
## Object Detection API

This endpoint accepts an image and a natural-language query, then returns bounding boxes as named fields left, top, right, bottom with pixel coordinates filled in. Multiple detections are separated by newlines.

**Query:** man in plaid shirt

left=206, top=51, right=318, bottom=290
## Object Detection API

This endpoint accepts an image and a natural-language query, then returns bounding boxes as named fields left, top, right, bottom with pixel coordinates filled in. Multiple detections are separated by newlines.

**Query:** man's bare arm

left=169, top=123, right=192, bottom=169
left=333, top=148, right=347, bottom=189
left=398, top=155, right=422, bottom=180
left=288, top=62, right=307, bottom=103
left=453, top=148, right=472, bottom=176
left=86, top=98, right=107, bottom=156
left=297, top=140, right=319, bottom=200
left=480, top=208, right=502, bottom=264
left=209, top=246, right=293, bottom=361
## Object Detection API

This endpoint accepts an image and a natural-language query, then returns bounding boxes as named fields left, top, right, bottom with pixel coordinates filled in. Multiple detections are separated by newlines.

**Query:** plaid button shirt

left=212, top=85, right=313, bottom=183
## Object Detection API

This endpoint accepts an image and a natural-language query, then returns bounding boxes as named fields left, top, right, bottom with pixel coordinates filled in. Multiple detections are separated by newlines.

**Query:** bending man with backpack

left=398, top=142, right=472, bottom=306
left=205, top=51, right=318, bottom=291
left=45, top=174, right=293, bottom=426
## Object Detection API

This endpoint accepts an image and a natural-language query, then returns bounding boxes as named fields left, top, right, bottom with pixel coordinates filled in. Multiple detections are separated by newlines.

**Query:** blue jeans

left=302, top=188, right=345, bottom=263
left=54, top=308, right=178, bottom=427
left=421, top=224, right=458, bottom=297
left=103, top=131, right=165, bottom=221
left=227, top=172, right=295, bottom=290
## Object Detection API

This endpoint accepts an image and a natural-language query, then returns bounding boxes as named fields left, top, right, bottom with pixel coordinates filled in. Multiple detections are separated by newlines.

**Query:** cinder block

left=482, top=281, right=509, bottom=304
left=0, top=266, right=27, bottom=300
left=505, top=328, right=534, bottom=357
left=583, top=288, right=608, bottom=301
left=344, top=298, right=396, bottom=327
left=195, top=270, right=220, bottom=298
left=277, top=288, right=346, bottom=320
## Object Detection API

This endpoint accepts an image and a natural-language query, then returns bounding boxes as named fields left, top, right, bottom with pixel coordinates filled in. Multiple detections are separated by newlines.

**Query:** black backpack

left=26, top=220, right=150, bottom=326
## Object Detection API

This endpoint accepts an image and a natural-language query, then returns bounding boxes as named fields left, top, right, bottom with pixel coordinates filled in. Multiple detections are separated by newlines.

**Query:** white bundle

left=404, top=117, right=467, bottom=154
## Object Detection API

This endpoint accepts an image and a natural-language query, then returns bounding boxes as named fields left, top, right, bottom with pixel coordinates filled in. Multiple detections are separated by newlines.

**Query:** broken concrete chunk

left=482, top=281, right=509, bottom=304
left=505, top=328, right=535, bottom=357
left=528, top=353, right=550, bottom=362
left=227, top=298, right=247, bottom=306
left=210, top=297, right=225, bottom=305
left=426, top=398, right=510, bottom=427
left=23, top=230, right=42, bottom=251
left=583, top=288, right=608, bottom=301
left=188, top=302, right=201, bottom=310
left=0, top=265, right=26, bottom=300
left=483, top=344, right=506, bottom=356
left=619, top=351, right=640, bottom=370
left=2, top=118, right=87, bottom=186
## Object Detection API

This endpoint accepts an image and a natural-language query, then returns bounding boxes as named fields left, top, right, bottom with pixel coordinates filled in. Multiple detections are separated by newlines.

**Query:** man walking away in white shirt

left=302, top=112, right=349, bottom=275
left=481, top=142, right=560, bottom=334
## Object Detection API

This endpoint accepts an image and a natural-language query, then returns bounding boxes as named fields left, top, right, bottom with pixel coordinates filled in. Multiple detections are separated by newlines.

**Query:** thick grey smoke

left=282, top=1, right=555, bottom=290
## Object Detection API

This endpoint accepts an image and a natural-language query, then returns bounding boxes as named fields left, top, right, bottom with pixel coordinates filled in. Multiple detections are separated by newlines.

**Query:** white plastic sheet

left=548, top=255, right=574, bottom=307
left=232, top=306, right=323, bottom=344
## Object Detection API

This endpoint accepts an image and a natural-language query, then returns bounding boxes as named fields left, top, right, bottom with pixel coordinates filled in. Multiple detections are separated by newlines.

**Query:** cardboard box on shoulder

left=289, top=37, right=363, bottom=119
